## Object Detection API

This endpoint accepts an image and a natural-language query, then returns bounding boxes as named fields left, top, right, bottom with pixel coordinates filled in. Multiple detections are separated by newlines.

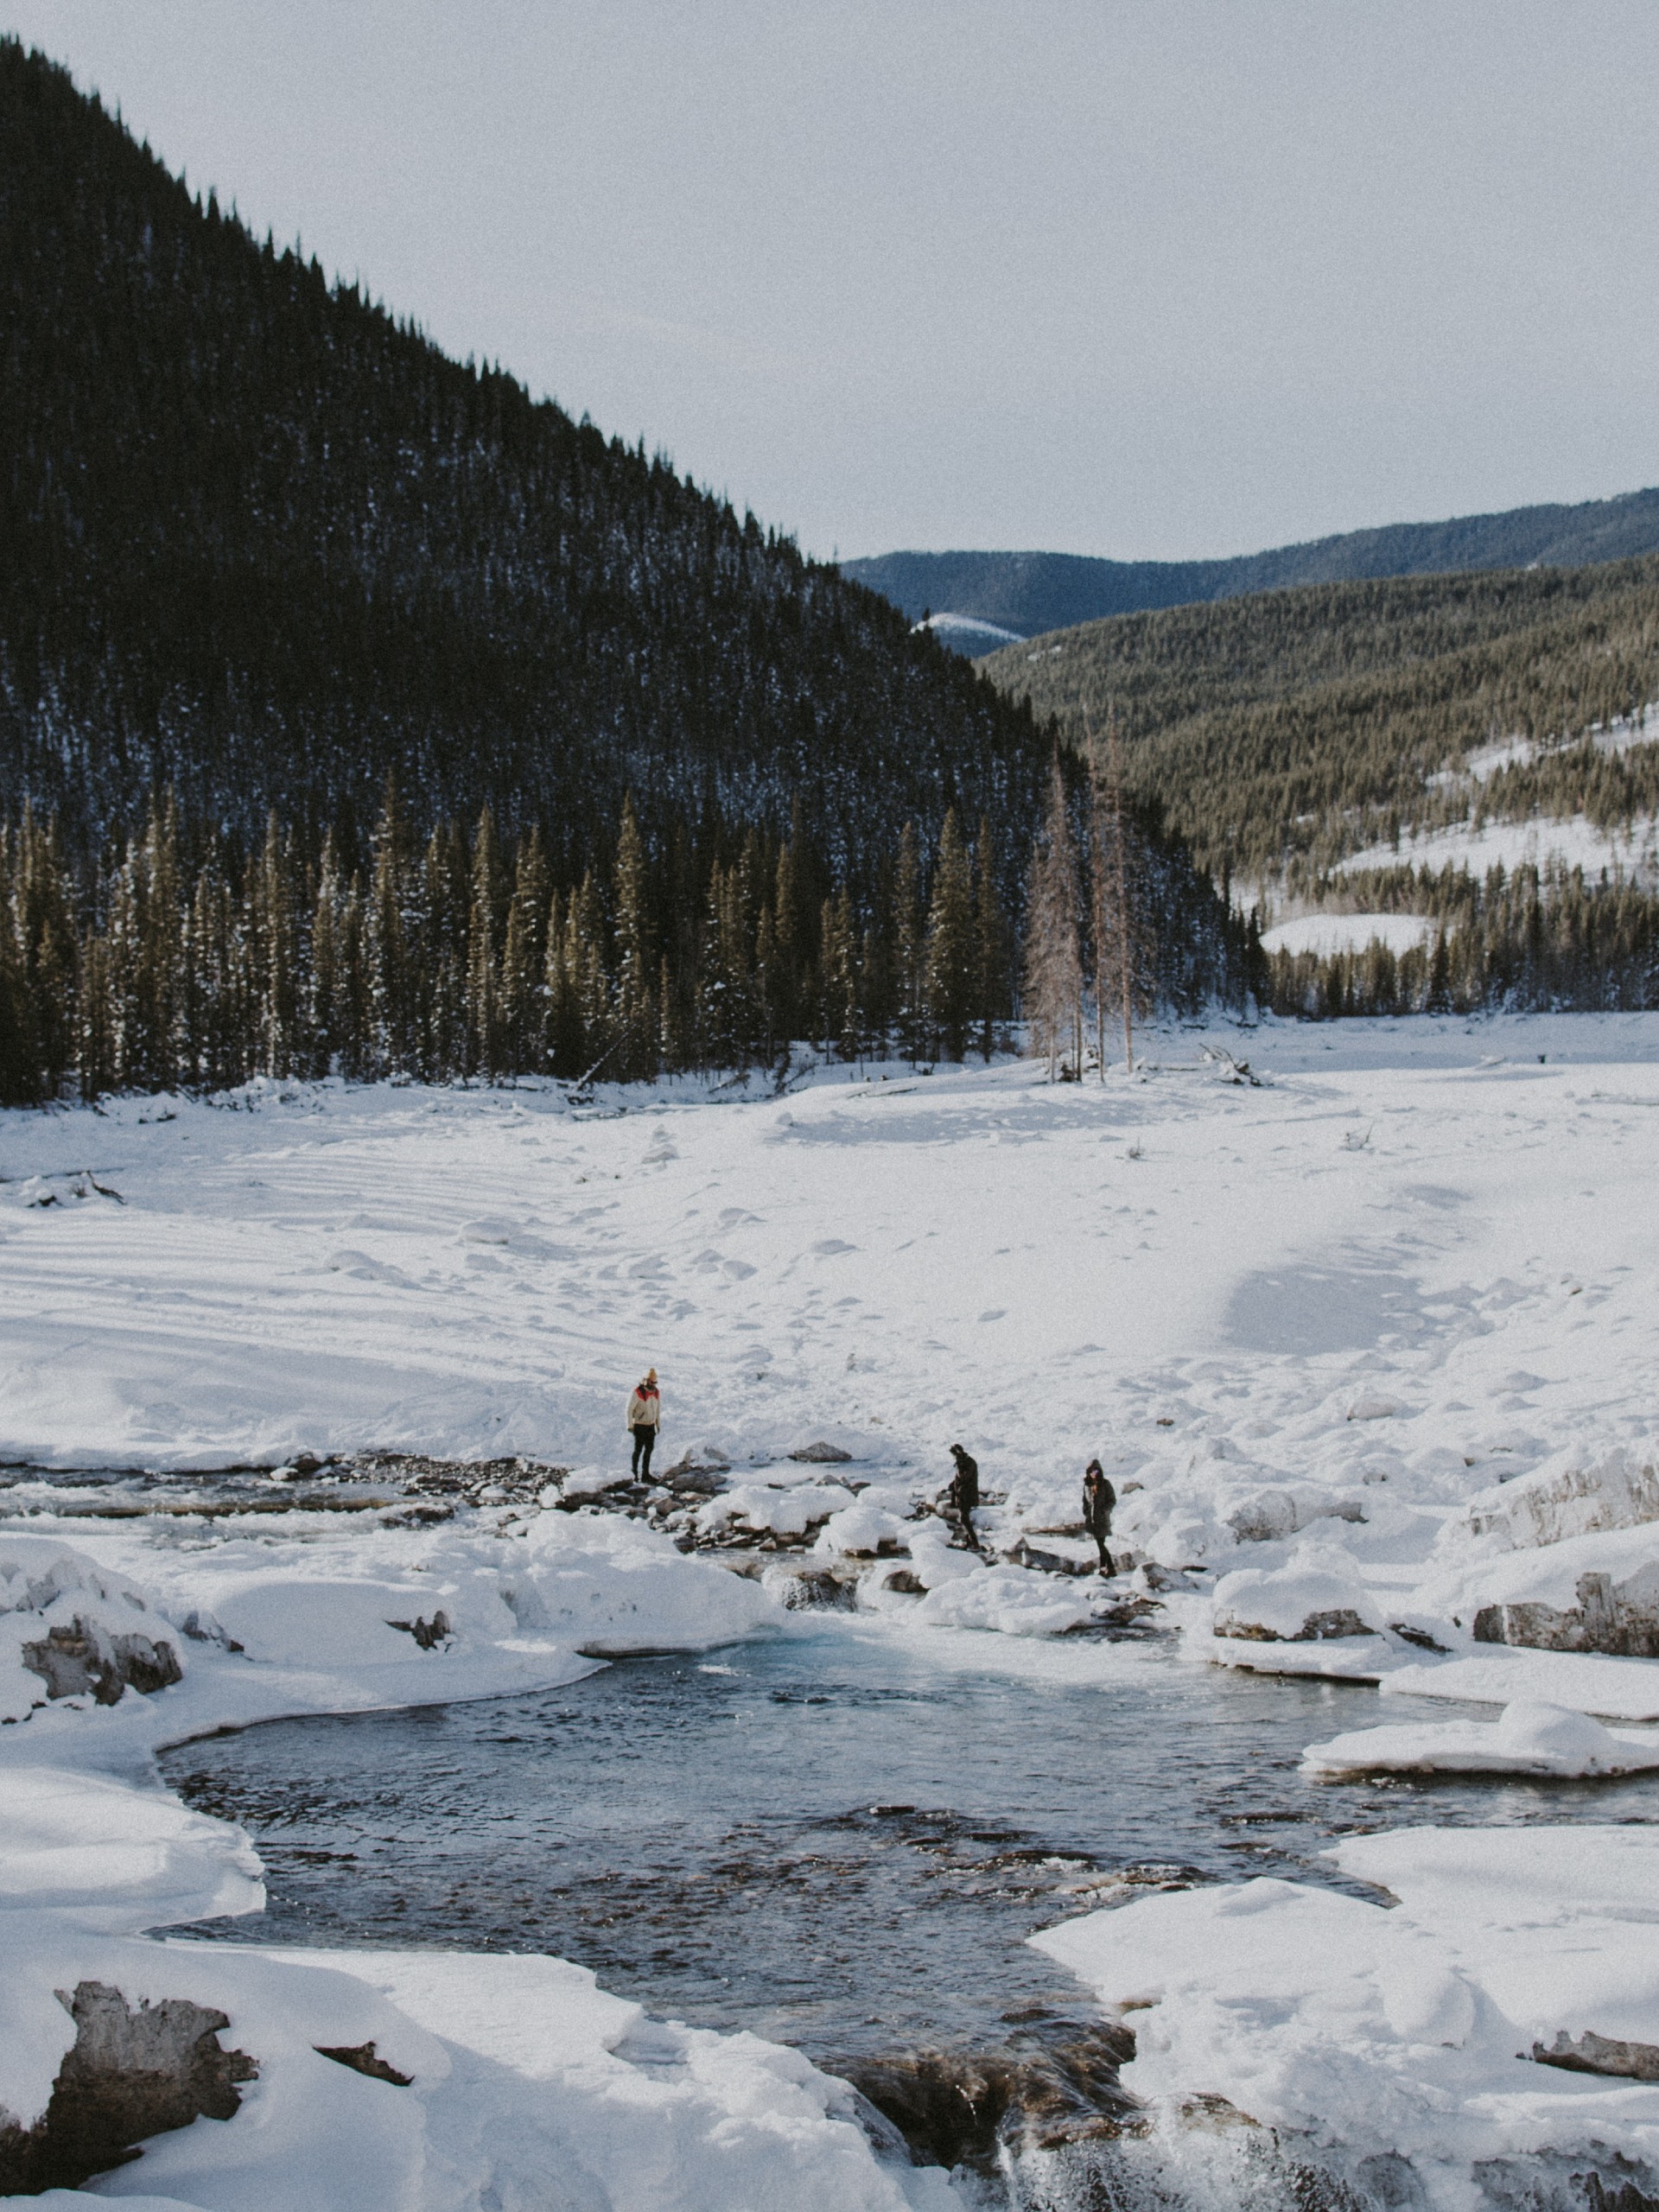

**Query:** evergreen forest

left=0, top=40, right=1246, bottom=1103
left=982, top=562, right=1659, bottom=1018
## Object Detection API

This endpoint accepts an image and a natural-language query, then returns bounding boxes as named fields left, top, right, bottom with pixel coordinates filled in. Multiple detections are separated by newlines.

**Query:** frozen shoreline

left=9, top=1013, right=1659, bottom=2204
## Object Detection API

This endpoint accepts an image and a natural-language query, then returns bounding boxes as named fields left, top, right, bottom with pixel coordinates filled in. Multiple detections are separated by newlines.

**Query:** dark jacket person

left=1083, top=1458, right=1116, bottom=1574
left=947, top=1443, right=982, bottom=1550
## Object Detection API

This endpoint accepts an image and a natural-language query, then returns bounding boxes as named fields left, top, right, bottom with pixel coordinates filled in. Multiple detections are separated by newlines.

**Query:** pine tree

left=250, top=810, right=299, bottom=1077
left=923, top=806, right=976, bottom=1062
left=892, top=823, right=925, bottom=1064
left=818, top=888, right=861, bottom=1064
left=500, top=826, right=550, bottom=1071
left=1089, top=714, right=1154, bottom=1075
left=973, top=814, right=1007, bottom=1063
left=465, top=806, right=504, bottom=1077
left=364, top=785, right=412, bottom=1077
left=612, top=798, right=656, bottom=1080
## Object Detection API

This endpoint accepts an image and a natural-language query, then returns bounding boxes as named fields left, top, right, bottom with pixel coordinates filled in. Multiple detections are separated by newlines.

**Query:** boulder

left=1421, top=1528, right=1659, bottom=1657
left=1211, top=1548, right=1381, bottom=1643
left=788, top=1440, right=854, bottom=1465
left=845, top=2018, right=1136, bottom=2173
left=0, top=1539, right=185, bottom=1721
left=21, top=1618, right=181, bottom=1705
left=1532, top=2029, right=1659, bottom=2082
left=1465, top=1448, right=1659, bottom=1553
left=0, top=1980, right=256, bottom=2196
left=1474, top=1568, right=1659, bottom=1658
left=1002, top=1536, right=1096, bottom=1579
left=1224, top=1486, right=1365, bottom=1545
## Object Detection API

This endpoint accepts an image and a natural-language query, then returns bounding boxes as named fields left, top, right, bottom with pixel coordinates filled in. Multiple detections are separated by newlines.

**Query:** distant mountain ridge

left=846, top=488, right=1659, bottom=644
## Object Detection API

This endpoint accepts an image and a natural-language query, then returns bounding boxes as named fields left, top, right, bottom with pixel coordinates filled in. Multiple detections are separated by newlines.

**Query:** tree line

left=0, top=765, right=1261, bottom=1106
left=1262, top=861, right=1659, bottom=1019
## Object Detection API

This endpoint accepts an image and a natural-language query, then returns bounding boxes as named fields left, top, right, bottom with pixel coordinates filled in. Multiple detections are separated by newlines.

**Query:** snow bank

left=0, top=1768, right=947, bottom=2212
left=0, top=1766, right=263, bottom=1935
left=1303, top=1698, right=1659, bottom=1778
left=1034, top=1824, right=1659, bottom=2189
left=0, top=1510, right=781, bottom=1763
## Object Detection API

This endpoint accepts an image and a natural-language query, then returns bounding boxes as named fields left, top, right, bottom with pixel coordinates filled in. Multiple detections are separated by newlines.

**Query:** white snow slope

left=11, top=1013, right=1659, bottom=2204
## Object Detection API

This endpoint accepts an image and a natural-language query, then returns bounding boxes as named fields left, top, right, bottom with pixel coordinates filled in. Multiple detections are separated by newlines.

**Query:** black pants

left=950, top=1484, right=982, bottom=1548
left=630, top=1425, right=656, bottom=1479
left=1087, top=1521, right=1115, bottom=1574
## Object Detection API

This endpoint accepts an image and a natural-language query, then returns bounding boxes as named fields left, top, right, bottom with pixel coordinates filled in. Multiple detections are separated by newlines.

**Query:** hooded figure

left=1083, top=1457, right=1116, bottom=1574
left=627, top=1369, right=661, bottom=1480
left=947, top=1443, right=982, bottom=1550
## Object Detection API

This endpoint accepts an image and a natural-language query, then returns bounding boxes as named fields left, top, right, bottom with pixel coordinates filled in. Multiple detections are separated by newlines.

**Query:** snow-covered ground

left=1333, top=808, right=1659, bottom=883
left=1260, top=912, right=1433, bottom=958
left=10, top=1013, right=1659, bottom=2204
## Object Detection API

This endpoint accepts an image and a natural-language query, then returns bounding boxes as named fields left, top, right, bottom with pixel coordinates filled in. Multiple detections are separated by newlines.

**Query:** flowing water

left=162, top=1613, right=1659, bottom=2073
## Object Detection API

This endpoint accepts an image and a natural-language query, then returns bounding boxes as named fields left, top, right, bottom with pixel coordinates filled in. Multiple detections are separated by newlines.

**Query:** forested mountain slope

left=849, top=491, right=1659, bottom=643
left=0, top=40, right=1246, bottom=1101
left=0, top=38, right=1033, bottom=880
left=980, top=561, right=1659, bottom=886
left=981, top=562, right=1659, bottom=1016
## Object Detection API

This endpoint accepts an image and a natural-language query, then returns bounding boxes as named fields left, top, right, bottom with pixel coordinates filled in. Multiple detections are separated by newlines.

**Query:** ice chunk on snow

left=904, top=1527, right=983, bottom=1587
left=513, top=1510, right=779, bottom=1651
left=701, top=1482, right=854, bottom=1539
left=1303, top=1699, right=1659, bottom=1778
left=1382, top=1646, right=1659, bottom=1719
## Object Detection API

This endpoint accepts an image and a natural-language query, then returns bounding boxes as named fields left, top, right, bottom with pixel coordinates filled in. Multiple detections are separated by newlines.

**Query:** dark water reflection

left=162, top=1620, right=1659, bottom=2068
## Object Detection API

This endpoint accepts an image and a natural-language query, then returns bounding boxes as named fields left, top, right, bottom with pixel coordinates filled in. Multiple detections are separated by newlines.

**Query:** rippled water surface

left=164, top=1618, right=1659, bottom=2069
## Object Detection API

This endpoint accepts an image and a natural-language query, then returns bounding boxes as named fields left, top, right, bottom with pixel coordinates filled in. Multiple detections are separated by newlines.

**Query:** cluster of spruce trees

left=1262, top=863, right=1659, bottom=1019
left=0, top=767, right=1260, bottom=1105
left=0, top=790, right=1020, bottom=1103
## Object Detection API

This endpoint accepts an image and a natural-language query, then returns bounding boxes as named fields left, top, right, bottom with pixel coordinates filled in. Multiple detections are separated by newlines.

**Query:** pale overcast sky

left=7, top=1, right=1659, bottom=563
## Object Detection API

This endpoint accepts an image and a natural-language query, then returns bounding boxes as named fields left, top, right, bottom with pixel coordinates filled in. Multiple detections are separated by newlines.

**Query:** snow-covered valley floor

left=9, top=1014, right=1659, bottom=2208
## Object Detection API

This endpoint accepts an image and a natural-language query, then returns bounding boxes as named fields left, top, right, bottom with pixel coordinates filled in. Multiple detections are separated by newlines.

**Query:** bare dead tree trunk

left=1022, top=756, right=1083, bottom=1081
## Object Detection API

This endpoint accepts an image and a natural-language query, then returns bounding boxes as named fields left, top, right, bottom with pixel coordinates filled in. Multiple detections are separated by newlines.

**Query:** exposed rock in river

left=842, top=2013, right=1138, bottom=2173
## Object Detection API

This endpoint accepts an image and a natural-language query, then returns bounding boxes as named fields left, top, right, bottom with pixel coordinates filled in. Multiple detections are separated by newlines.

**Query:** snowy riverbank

left=9, top=1013, right=1659, bottom=2204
